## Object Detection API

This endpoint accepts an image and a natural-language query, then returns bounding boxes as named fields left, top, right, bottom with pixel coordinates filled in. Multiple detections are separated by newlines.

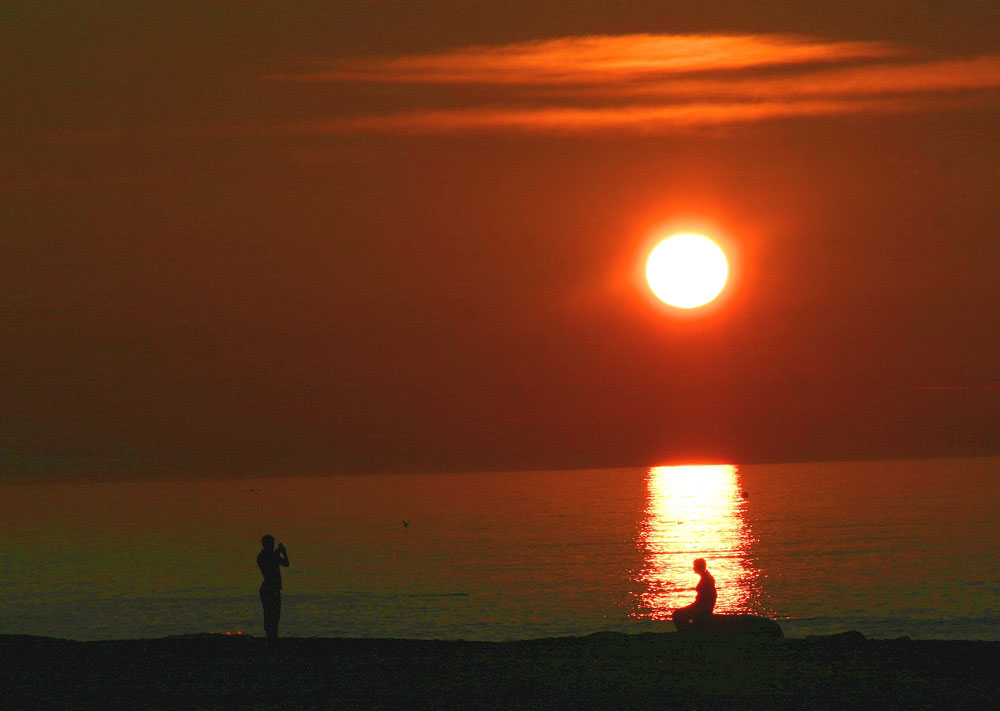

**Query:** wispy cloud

left=279, top=33, right=1000, bottom=134
left=286, top=34, right=899, bottom=85
left=556, top=53, right=1000, bottom=101
left=300, top=97, right=942, bottom=136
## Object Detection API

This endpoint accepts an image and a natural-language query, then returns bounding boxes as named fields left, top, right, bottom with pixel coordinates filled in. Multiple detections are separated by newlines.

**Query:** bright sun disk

left=646, top=233, right=728, bottom=308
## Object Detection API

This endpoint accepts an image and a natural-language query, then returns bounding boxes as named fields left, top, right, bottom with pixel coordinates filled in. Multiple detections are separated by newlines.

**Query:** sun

left=646, top=233, right=729, bottom=309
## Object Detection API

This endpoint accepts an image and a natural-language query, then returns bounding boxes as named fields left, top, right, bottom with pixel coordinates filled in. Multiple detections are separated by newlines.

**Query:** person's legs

left=260, top=584, right=281, bottom=640
left=673, top=604, right=716, bottom=631
left=672, top=603, right=696, bottom=630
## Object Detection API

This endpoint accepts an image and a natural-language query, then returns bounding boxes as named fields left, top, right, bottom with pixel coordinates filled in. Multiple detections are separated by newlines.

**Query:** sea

left=1, top=457, right=997, bottom=642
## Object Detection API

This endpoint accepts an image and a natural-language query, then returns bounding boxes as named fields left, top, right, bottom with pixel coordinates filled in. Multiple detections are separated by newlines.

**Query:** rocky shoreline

left=4, top=631, right=999, bottom=709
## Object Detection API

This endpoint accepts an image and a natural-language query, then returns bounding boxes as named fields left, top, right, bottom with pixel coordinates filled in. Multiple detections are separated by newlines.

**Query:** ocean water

left=1, top=457, right=997, bottom=641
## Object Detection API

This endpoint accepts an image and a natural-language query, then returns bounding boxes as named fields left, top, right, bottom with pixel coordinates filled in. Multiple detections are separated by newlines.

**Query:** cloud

left=279, top=34, right=1000, bottom=134
left=558, top=53, right=1000, bottom=101
left=286, top=34, right=900, bottom=85
left=300, top=97, right=942, bottom=136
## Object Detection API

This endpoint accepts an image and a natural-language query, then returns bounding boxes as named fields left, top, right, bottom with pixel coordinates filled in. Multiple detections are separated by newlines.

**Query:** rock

left=678, top=614, right=784, bottom=639
left=805, top=629, right=867, bottom=646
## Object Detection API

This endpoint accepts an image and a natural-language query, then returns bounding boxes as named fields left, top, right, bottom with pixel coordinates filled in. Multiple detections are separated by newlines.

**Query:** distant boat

left=402, top=519, right=410, bottom=528
left=741, top=490, right=750, bottom=499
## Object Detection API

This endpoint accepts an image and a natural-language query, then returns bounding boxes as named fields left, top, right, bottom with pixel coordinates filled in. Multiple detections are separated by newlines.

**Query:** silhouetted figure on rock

left=257, top=535, right=289, bottom=642
left=673, top=558, right=716, bottom=630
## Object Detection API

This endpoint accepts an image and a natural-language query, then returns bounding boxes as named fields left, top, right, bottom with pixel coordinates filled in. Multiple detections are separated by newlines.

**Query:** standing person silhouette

left=672, top=558, right=716, bottom=630
left=257, top=535, right=290, bottom=642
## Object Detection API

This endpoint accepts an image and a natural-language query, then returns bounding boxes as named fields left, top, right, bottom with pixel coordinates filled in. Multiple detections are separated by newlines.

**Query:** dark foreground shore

left=4, top=631, right=998, bottom=710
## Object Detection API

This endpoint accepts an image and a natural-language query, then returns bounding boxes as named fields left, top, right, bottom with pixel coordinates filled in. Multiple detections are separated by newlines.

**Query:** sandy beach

left=5, top=631, right=998, bottom=710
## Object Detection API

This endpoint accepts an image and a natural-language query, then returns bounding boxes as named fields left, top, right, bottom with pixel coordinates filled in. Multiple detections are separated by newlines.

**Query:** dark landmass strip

left=3, top=631, right=998, bottom=710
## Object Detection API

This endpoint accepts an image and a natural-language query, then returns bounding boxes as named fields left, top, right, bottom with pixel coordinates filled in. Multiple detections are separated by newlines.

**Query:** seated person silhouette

left=672, top=558, right=716, bottom=631
left=257, top=535, right=290, bottom=642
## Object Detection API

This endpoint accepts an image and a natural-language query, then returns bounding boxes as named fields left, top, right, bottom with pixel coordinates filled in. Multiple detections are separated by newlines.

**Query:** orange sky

left=2, top=3, right=998, bottom=479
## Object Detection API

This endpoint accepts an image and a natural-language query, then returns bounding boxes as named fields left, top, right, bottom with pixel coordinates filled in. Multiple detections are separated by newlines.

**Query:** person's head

left=261, top=534, right=275, bottom=551
left=693, top=558, right=707, bottom=573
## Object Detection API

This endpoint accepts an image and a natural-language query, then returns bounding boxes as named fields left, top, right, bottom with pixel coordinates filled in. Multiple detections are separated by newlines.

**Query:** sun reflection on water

left=633, top=464, right=761, bottom=619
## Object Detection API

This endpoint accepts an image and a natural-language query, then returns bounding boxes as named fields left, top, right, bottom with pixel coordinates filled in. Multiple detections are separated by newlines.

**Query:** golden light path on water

left=633, top=464, right=761, bottom=619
